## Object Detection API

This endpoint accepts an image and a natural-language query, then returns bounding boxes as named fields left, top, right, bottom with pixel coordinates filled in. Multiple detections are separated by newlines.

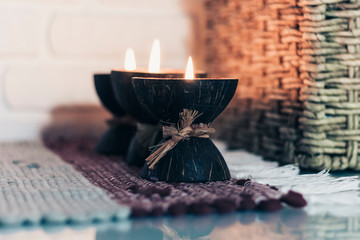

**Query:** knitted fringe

left=223, top=146, right=360, bottom=216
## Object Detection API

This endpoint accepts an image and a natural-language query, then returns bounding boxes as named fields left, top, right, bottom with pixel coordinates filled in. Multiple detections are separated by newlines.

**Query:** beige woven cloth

left=0, top=141, right=129, bottom=225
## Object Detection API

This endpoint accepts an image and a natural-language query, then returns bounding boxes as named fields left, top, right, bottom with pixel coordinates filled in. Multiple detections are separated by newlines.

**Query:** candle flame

left=124, top=48, right=136, bottom=71
left=148, top=39, right=160, bottom=73
left=185, top=56, right=194, bottom=80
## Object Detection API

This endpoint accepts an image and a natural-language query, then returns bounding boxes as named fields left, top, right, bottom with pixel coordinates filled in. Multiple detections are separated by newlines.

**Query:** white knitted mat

left=215, top=141, right=360, bottom=217
left=0, top=141, right=129, bottom=225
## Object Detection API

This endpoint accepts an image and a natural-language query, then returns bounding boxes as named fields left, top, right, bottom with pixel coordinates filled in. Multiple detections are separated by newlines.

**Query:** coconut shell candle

left=93, top=73, right=136, bottom=155
left=132, top=57, right=238, bottom=182
left=111, top=41, right=206, bottom=166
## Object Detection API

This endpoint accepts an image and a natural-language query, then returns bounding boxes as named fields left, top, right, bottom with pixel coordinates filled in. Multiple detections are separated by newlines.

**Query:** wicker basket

left=205, top=0, right=360, bottom=170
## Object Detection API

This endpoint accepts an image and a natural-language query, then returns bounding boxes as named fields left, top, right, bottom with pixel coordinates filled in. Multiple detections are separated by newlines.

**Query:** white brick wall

left=0, top=0, right=204, bottom=140
left=0, top=6, right=40, bottom=56
left=49, top=12, right=188, bottom=66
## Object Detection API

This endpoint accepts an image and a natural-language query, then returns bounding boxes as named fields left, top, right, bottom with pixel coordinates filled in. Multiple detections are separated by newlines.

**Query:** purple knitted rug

left=43, top=132, right=306, bottom=217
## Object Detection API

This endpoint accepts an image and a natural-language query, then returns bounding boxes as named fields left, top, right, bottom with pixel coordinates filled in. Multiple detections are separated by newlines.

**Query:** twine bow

left=146, top=109, right=216, bottom=169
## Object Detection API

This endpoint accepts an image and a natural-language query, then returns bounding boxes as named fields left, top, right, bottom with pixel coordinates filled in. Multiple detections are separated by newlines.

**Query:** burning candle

left=111, top=40, right=206, bottom=167
left=92, top=49, right=138, bottom=155
left=148, top=39, right=160, bottom=73
left=131, top=57, right=238, bottom=182
left=185, top=56, right=194, bottom=80
left=112, top=40, right=188, bottom=123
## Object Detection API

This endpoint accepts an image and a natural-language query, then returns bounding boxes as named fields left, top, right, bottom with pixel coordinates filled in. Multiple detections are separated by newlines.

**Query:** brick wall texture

left=0, top=0, right=202, bottom=140
left=1, top=0, right=195, bottom=110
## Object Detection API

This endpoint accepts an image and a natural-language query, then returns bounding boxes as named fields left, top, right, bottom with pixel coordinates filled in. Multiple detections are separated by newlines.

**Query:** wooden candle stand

left=111, top=70, right=206, bottom=167
left=132, top=77, right=238, bottom=182
left=94, top=74, right=136, bottom=155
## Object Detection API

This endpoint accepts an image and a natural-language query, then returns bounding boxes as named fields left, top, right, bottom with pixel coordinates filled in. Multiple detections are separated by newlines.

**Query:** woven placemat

left=0, top=141, right=129, bottom=225
left=43, top=130, right=307, bottom=217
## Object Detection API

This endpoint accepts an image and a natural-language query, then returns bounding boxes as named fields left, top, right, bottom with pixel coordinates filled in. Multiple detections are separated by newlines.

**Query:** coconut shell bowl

left=111, top=70, right=206, bottom=167
left=93, top=74, right=136, bottom=155
left=132, top=77, right=238, bottom=182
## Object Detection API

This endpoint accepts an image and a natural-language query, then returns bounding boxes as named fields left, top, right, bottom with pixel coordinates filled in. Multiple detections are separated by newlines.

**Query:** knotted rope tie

left=146, top=109, right=215, bottom=169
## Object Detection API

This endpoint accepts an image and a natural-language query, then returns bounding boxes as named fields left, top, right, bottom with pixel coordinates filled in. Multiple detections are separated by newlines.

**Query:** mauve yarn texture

left=42, top=126, right=306, bottom=217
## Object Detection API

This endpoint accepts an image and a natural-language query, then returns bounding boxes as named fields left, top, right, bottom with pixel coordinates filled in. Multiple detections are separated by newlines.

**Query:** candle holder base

left=141, top=138, right=230, bottom=182
left=94, top=73, right=136, bottom=155
left=132, top=77, right=238, bottom=182
left=95, top=124, right=135, bottom=155
left=126, top=123, right=162, bottom=167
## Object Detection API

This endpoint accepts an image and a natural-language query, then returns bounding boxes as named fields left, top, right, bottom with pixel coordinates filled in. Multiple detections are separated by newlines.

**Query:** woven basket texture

left=206, top=0, right=360, bottom=170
